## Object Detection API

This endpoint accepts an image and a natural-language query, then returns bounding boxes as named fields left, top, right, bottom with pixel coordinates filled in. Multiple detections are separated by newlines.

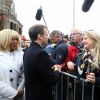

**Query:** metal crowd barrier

left=54, top=71, right=95, bottom=100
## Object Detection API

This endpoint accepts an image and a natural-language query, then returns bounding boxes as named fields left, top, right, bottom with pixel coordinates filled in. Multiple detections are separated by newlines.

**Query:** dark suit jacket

left=23, top=42, right=60, bottom=100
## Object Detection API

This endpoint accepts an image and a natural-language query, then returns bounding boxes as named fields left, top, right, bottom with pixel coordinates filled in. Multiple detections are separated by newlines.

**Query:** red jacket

left=60, top=45, right=78, bottom=71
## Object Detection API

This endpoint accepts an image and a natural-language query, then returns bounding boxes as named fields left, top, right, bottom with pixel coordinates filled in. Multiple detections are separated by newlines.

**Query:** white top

left=0, top=50, right=24, bottom=100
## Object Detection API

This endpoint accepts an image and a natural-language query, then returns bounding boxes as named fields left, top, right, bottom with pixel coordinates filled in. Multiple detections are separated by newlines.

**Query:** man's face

left=50, top=34, right=62, bottom=44
left=41, top=28, right=49, bottom=45
left=70, top=32, right=82, bottom=44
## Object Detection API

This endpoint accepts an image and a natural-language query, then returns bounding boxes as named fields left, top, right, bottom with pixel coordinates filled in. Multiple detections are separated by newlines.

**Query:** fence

left=54, top=71, right=95, bottom=100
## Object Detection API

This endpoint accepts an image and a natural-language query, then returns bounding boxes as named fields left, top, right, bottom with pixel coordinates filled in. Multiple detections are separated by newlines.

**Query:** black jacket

left=75, top=51, right=100, bottom=100
left=52, top=40, right=67, bottom=64
left=23, top=42, right=60, bottom=100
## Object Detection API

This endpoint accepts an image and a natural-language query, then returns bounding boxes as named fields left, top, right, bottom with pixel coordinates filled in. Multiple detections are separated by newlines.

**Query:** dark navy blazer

left=23, top=41, right=60, bottom=100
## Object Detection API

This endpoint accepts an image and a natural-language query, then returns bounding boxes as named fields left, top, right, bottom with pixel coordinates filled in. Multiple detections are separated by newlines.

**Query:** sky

left=14, top=0, right=100, bottom=39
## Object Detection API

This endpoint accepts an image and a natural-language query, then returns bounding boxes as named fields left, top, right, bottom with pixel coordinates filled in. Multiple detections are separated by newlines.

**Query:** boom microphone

left=35, top=6, right=50, bottom=34
left=82, top=0, right=94, bottom=12
left=35, top=8, right=42, bottom=20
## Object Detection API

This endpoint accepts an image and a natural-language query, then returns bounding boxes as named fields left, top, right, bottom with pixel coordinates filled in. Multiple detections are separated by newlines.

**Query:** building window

left=10, top=22, right=13, bottom=29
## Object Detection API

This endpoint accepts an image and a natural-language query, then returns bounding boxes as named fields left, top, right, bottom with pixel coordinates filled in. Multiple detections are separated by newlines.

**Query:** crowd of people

left=0, top=24, right=100, bottom=100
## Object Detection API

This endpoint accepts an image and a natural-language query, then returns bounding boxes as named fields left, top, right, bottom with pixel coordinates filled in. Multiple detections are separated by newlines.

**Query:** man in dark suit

left=23, top=24, right=61, bottom=100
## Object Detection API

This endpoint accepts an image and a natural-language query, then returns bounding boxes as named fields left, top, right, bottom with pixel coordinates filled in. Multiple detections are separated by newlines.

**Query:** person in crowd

left=45, top=30, right=62, bottom=56
left=59, top=28, right=83, bottom=100
left=0, top=29, right=24, bottom=100
left=62, top=35, right=69, bottom=43
left=61, top=28, right=83, bottom=71
left=75, top=30, right=100, bottom=100
left=44, top=38, right=55, bottom=55
left=48, top=30, right=68, bottom=100
left=50, top=30, right=67, bottom=65
left=21, top=40, right=30, bottom=52
left=23, top=24, right=62, bottom=100
left=50, top=30, right=62, bottom=44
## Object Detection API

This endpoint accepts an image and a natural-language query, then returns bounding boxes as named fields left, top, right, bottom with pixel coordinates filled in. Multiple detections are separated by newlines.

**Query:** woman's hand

left=86, top=72, right=95, bottom=84
left=13, top=90, right=24, bottom=100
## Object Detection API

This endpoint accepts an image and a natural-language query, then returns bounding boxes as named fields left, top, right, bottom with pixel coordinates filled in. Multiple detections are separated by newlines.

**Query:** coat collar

left=30, top=41, right=43, bottom=49
left=0, top=50, right=22, bottom=56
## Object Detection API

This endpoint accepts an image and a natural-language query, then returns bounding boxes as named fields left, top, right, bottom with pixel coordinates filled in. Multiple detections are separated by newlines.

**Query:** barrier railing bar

left=82, top=82, right=85, bottom=100
left=92, top=85, right=94, bottom=100
left=66, top=76, right=69, bottom=100
left=60, top=71, right=87, bottom=82
left=61, top=74, right=63, bottom=100
left=73, top=79, right=76, bottom=100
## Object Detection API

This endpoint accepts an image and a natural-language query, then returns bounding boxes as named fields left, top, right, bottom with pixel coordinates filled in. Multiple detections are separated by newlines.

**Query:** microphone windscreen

left=82, top=0, right=94, bottom=12
left=35, top=9, right=42, bottom=20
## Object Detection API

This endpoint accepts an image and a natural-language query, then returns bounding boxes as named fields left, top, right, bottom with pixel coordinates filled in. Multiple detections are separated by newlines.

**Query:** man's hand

left=52, top=64, right=62, bottom=72
left=67, top=61, right=75, bottom=70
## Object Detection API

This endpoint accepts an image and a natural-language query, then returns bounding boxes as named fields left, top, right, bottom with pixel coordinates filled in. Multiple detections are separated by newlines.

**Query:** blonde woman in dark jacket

left=75, top=30, right=100, bottom=100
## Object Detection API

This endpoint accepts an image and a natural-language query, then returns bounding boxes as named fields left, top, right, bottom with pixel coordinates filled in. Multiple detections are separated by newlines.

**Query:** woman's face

left=83, top=34, right=95, bottom=51
left=10, top=37, right=19, bottom=51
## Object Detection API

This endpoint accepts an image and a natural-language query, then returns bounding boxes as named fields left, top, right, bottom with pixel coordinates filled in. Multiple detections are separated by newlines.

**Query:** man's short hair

left=50, top=30, right=61, bottom=36
left=71, top=28, right=82, bottom=34
left=29, top=24, right=46, bottom=41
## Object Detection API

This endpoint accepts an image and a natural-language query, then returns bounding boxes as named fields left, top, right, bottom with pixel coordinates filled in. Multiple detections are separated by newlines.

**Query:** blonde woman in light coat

left=0, top=29, right=24, bottom=100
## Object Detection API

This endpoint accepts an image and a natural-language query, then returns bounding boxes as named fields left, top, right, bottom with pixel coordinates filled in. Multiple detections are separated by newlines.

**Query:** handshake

left=52, top=64, right=62, bottom=72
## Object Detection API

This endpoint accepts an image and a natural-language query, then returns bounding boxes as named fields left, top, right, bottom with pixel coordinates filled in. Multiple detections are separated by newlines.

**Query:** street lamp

left=73, top=0, right=75, bottom=27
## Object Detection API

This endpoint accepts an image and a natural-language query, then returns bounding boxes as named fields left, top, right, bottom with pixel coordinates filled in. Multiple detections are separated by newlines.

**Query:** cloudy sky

left=14, top=0, right=100, bottom=39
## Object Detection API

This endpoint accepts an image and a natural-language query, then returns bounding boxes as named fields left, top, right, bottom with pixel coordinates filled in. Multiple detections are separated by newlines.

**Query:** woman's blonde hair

left=84, top=30, right=100, bottom=69
left=0, top=29, right=21, bottom=51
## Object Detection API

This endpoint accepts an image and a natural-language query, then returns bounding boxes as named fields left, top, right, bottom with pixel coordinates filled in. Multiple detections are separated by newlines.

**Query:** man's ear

left=37, top=34, right=42, bottom=39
